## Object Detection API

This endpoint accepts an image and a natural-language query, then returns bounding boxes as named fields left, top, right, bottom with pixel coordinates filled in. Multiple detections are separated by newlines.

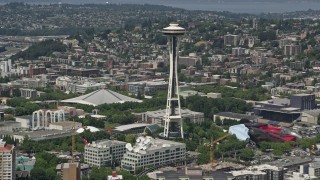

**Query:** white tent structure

left=76, top=126, right=100, bottom=134
left=62, top=89, right=142, bottom=106
left=228, top=124, right=250, bottom=141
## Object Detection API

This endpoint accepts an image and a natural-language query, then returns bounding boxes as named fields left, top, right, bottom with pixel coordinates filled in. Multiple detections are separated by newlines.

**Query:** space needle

left=162, top=23, right=186, bottom=139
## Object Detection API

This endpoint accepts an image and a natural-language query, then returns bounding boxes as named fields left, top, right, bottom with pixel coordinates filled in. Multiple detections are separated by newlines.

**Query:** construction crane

left=209, top=134, right=230, bottom=167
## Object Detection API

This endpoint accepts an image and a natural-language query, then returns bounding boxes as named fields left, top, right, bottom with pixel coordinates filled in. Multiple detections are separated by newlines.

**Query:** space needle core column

left=162, top=23, right=186, bottom=139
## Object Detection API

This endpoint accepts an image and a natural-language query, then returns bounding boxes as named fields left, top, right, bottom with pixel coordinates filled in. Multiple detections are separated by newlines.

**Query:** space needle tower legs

left=162, top=23, right=186, bottom=139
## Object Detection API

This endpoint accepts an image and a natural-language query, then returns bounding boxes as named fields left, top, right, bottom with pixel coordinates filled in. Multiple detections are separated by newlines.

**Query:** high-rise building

left=84, top=140, right=126, bottom=167
left=224, top=34, right=239, bottom=47
left=284, top=44, right=301, bottom=56
left=121, top=136, right=186, bottom=172
left=0, top=139, right=15, bottom=180
left=252, top=18, right=258, bottom=30
left=162, top=23, right=186, bottom=139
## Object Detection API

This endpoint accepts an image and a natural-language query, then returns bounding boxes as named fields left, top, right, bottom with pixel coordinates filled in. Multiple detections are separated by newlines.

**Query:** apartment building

left=0, top=139, right=15, bottom=180
left=84, top=140, right=126, bottom=167
left=121, top=137, right=186, bottom=172
left=284, top=44, right=301, bottom=56
left=224, top=34, right=239, bottom=46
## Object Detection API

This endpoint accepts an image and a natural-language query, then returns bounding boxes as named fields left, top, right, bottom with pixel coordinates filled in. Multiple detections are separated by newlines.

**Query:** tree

left=215, top=116, right=222, bottom=126
left=125, top=134, right=137, bottom=144
left=239, top=149, right=254, bottom=161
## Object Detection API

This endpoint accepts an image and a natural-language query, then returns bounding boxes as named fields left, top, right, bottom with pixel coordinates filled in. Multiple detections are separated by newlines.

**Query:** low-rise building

left=20, top=88, right=44, bottom=99
left=137, top=109, right=204, bottom=126
left=214, top=112, right=261, bottom=124
left=121, top=137, right=186, bottom=172
left=84, top=140, right=126, bottom=167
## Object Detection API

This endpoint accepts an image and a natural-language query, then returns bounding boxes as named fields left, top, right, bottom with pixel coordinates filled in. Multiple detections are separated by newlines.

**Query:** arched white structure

left=32, top=109, right=66, bottom=130
left=92, top=109, right=98, bottom=115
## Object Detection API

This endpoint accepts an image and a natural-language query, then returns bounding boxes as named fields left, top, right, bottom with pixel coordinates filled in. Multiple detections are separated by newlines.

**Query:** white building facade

left=121, top=137, right=186, bottom=172
left=84, top=140, right=126, bottom=167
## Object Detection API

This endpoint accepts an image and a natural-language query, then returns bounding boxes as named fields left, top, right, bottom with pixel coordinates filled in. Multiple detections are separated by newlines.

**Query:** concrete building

left=232, top=47, right=246, bottom=56
left=301, top=109, right=320, bottom=124
left=0, top=59, right=12, bottom=77
left=137, top=109, right=204, bottom=126
left=127, top=81, right=167, bottom=96
left=20, top=88, right=44, bottom=99
left=15, top=116, right=31, bottom=128
left=300, top=162, right=320, bottom=179
left=0, top=121, right=21, bottom=132
left=113, top=123, right=156, bottom=135
left=290, top=94, right=316, bottom=110
left=284, top=44, right=301, bottom=56
left=84, top=139, right=126, bottom=167
left=0, top=139, right=15, bottom=180
left=59, top=162, right=81, bottom=180
left=67, top=82, right=106, bottom=94
left=253, top=95, right=316, bottom=123
left=230, top=164, right=284, bottom=180
left=209, top=54, right=226, bottom=62
left=224, top=34, right=239, bottom=47
left=214, top=112, right=261, bottom=124
left=155, top=167, right=233, bottom=180
left=14, top=78, right=47, bottom=88
left=179, top=54, right=201, bottom=67
left=48, top=121, right=82, bottom=131
left=121, top=137, right=186, bottom=172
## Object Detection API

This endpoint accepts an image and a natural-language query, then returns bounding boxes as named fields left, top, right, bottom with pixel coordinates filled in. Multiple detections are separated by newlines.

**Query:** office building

left=290, top=94, right=316, bottom=110
left=121, top=137, right=186, bottom=172
left=84, top=140, right=126, bottom=167
left=0, top=139, right=15, bottom=180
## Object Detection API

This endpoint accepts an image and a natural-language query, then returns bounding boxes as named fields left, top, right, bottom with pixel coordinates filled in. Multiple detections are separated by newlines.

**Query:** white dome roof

left=76, top=126, right=100, bottom=134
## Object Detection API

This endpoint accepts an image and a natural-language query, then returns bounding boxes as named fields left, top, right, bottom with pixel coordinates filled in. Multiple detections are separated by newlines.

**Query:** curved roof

left=162, top=23, right=186, bottom=35
left=145, top=124, right=160, bottom=133
left=62, top=89, right=142, bottom=106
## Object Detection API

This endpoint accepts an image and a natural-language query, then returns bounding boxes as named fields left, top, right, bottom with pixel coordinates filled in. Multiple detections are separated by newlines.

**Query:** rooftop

left=216, top=112, right=261, bottom=121
left=62, top=89, right=142, bottom=106
left=86, top=139, right=126, bottom=148
left=114, top=123, right=150, bottom=132
left=126, top=136, right=185, bottom=155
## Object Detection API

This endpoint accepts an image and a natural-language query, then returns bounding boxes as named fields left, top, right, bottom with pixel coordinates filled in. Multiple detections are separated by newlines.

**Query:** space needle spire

left=162, top=23, right=186, bottom=139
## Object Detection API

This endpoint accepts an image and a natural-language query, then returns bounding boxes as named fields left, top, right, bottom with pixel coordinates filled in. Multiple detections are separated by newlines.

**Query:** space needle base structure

left=162, top=23, right=186, bottom=139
